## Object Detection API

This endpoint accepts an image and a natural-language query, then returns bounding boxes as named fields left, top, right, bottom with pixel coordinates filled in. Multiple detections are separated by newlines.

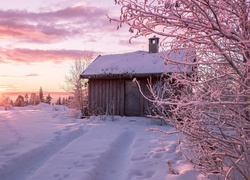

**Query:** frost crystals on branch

left=111, top=0, right=250, bottom=179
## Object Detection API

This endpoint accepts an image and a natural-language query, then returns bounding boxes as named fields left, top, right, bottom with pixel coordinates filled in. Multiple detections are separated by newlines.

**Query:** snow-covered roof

left=80, top=49, right=195, bottom=79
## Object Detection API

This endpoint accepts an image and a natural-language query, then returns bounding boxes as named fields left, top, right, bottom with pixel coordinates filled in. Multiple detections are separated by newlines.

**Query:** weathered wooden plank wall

left=88, top=79, right=125, bottom=115
left=87, top=77, right=159, bottom=116
left=124, top=80, right=141, bottom=116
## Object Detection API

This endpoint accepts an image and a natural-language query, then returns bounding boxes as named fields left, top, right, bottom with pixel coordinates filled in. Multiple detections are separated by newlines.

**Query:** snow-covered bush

left=112, top=0, right=250, bottom=179
left=4, top=104, right=14, bottom=110
left=63, top=55, right=93, bottom=115
left=0, top=95, right=11, bottom=106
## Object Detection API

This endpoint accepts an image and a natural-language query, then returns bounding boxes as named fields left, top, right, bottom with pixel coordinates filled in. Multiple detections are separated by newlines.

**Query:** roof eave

left=80, top=73, right=163, bottom=79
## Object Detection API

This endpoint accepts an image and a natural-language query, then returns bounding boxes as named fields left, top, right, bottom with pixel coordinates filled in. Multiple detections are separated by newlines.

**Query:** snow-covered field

left=0, top=104, right=204, bottom=180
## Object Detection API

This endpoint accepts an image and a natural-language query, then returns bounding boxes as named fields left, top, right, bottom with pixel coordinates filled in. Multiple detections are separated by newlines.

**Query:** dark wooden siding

left=88, top=79, right=125, bottom=115
left=124, top=80, right=141, bottom=116
left=87, top=77, right=159, bottom=116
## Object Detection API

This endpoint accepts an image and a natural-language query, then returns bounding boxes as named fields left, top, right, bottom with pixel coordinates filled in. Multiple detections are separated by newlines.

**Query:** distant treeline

left=0, top=87, right=73, bottom=107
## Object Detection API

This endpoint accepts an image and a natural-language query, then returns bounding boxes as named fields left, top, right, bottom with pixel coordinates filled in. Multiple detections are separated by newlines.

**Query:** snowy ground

left=0, top=104, right=204, bottom=180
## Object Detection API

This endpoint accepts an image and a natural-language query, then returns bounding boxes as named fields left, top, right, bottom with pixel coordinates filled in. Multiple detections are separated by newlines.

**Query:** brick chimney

left=149, top=36, right=159, bottom=53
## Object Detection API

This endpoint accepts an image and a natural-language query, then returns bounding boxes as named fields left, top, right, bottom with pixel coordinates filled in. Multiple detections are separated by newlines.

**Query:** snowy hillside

left=0, top=104, right=204, bottom=180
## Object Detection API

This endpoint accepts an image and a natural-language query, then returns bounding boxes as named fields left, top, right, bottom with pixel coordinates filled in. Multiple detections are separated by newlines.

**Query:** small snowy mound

left=35, top=103, right=54, bottom=111
left=34, top=103, right=68, bottom=111
left=52, top=105, right=68, bottom=111
left=0, top=104, right=14, bottom=111
left=0, top=106, right=5, bottom=111
left=5, top=104, right=14, bottom=110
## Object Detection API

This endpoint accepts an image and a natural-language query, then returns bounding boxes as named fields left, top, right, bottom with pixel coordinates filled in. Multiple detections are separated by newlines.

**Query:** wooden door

left=125, top=80, right=141, bottom=116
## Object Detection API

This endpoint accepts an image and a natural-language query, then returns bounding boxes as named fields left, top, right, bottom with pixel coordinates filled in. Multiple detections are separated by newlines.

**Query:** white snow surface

left=0, top=104, right=204, bottom=180
left=81, top=49, right=195, bottom=78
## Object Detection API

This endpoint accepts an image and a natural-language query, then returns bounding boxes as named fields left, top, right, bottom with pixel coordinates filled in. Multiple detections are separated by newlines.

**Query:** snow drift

left=0, top=105, right=203, bottom=180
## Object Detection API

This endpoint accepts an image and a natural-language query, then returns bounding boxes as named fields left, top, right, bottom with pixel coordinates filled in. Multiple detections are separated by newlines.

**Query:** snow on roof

left=80, top=49, right=195, bottom=78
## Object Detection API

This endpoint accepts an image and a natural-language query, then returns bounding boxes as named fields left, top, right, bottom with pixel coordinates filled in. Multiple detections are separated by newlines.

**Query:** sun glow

left=0, top=89, right=4, bottom=94
left=0, top=87, right=7, bottom=93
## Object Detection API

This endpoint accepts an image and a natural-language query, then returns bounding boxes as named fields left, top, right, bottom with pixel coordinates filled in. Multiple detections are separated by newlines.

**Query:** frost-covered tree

left=10, top=100, right=13, bottom=106
left=62, top=97, right=67, bottom=105
left=39, top=87, right=45, bottom=103
left=15, top=95, right=25, bottom=107
left=29, top=93, right=39, bottom=105
left=56, top=96, right=62, bottom=105
left=63, top=52, right=94, bottom=114
left=24, top=93, right=29, bottom=105
left=111, top=0, right=250, bottom=179
left=45, top=94, right=52, bottom=105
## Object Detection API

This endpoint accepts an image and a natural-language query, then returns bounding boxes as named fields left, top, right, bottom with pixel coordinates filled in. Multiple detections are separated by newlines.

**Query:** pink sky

left=0, top=0, right=148, bottom=94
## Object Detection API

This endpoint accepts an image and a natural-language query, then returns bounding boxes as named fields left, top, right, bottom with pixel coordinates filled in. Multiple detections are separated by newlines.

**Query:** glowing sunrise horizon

left=0, top=0, right=148, bottom=94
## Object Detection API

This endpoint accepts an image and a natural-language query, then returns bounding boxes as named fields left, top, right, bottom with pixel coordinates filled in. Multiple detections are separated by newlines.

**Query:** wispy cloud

left=0, top=3, right=127, bottom=65
left=0, top=48, right=99, bottom=64
left=0, top=75, right=12, bottom=77
left=0, top=5, right=110, bottom=43
left=0, top=84, right=18, bottom=91
left=0, top=73, right=40, bottom=77
left=25, top=73, right=40, bottom=77
left=119, top=39, right=146, bottom=46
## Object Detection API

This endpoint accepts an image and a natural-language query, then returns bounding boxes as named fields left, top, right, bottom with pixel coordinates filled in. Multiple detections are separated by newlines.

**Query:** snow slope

left=0, top=104, right=204, bottom=180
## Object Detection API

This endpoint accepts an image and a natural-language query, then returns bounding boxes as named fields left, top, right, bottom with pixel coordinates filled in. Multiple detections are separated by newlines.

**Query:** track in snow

left=95, top=131, right=135, bottom=180
left=0, top=115, right=24, bottom=153
left=1, top=125, right=86, bottom=180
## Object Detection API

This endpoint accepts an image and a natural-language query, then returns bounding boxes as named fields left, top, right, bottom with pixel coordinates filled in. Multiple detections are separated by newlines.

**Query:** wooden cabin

left=80, top=37, right=195, bottom=116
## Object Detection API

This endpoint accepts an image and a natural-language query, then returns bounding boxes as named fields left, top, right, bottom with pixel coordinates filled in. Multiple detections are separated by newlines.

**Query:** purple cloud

left=0, top=5, right=111, bottom=43
left=25, top=73, right=40, bottom=77
left=0, top=48, right=100, bottom=64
